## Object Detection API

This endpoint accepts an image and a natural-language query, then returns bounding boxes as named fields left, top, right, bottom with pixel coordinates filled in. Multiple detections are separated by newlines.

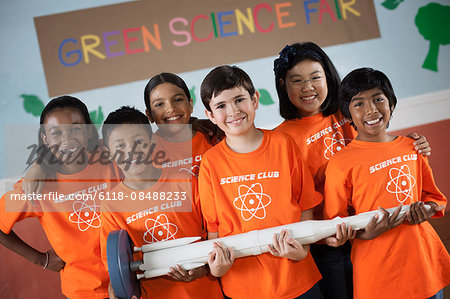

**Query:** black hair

left=200, top=65, right=256, bottom=111
left=273, top=42, right=341, bottom=120
left=144, top=73, right=190, bottom=113
left=339, top=67, right=397, bottom=129
left=102, top=106, right=152, bottom=148
left=35, top=95, right=99, bottom=174
left=39, top=95, right=99, bottom=150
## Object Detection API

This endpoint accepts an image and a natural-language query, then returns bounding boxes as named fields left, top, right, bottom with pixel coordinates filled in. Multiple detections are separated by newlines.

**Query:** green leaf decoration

left=189, top=86, right=196, bottom=106
left=381, top=0, right=403, bottom=10
left=415, top=3, right=450, bottom=72
left=258, top=89, right=274, bottom=105
left=89, top=106, right=104, bottom=129
left=20, top=94, right=45, bottom=117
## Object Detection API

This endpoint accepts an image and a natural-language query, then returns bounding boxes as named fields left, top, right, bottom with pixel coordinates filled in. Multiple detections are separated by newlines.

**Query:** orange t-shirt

left=0, top=163, right=119, bottom=299
left=198, top=130, right=323, bottom=299
left=155, top=131, right=213, bottom=177
left=275, top=111, right=356, bottom=193
left=99, top=172, right=223, bottom=299
left=323, top=136, right=450, bottom=299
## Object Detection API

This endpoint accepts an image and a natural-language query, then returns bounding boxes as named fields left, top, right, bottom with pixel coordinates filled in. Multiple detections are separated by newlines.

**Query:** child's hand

left=167, top=264, right=208, bottom=282
left=108, top=282, right=117, bottom=299
left=357, top=205, right=406, bottom=240
left=406, top=202, right=445, bottom=225
left=207, top=241, right=235, bottom=277
left=190, top=118, right=224, bottom=145
left=45, top=248, right=66, bottom=272
left=407, top=133, right=431, bottom=156
left=324, top=223, right=356, bottom=247
left=268, top=229, right=308, bottom=261
left=108, top=282, right=138, bottom=299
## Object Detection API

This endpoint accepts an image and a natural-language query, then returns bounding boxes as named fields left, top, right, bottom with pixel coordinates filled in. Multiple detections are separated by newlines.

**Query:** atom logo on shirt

left=143, top=214, right=178, bottom=243
left=68, top=199, right=101, bottom=231
left=233, top=183, right=271, bottom=221
left=179, top=165, right=200, bottom=177
left=386, top=165, right=416, bottom=204
left=323, top=132, right=351, bottom=160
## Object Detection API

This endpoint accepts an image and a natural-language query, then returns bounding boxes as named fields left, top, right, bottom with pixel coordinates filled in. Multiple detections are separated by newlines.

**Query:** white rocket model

left=132, top=204, right=427, bottom=279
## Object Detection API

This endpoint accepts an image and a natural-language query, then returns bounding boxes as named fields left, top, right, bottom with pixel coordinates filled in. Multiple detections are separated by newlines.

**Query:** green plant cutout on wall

left=89, top=106, right=104, bottom=129
left=21, top=94, right=45, bottom=116
left=258, top=89, right=274, bottom=105
left=189, top=86, right=196, bottom=106
left=20, top=94, right=104, bottom=128
left=381, top=0, right=403, bottom=10
left=415, top=3, right=450, bottom=72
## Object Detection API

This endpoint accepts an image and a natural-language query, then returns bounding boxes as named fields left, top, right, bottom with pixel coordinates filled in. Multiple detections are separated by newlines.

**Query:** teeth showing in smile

left=60, top=147, right=78, bottom=154
left=165, top=115, right=182, bottom=122
left=366, top=118, right=381, bottom=125
left=228, top=117, right=244, bottom=124
left=301, top=95, right=316, bottom=101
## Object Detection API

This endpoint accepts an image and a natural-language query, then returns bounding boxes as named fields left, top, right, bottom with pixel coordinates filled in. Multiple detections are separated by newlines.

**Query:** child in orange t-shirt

left=323, top=67, right=450, bottom=299
left=99, top=106, right=223, bottom=299
left=143, top=73, right=214, bottom=177
left=272, top=42, right=433, bottom=299
left=198, top=65, right=354, bottom=299
left=0, top=95, right=119, bottom=299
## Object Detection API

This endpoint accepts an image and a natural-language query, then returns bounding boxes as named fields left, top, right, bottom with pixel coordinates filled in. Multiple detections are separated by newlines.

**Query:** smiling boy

left=197, top=65, right=350, bottom=299
left=323, top=67, right=449, bottom=299
left=99, top=106, right=223, bottom=299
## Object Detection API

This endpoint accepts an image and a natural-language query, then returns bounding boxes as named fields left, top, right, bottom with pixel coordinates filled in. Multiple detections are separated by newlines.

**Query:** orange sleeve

left=0, top=184, right=41, bottom=234
left=191, top=177, right=207, bottom=240
left=420, top=156, right=447, bottom=217
left=99, top=205, right=121, bottom=272
left=198, top=156, right=219, bottom=234
left=323, top=158, right=352, bottom=220
left=289, top=137, right=323, bottom=211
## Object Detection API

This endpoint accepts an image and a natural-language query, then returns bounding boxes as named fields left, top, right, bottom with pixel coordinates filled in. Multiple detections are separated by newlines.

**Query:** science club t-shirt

left=100, top=171, right=223, bottom=299
left=155, top=131, right=213, bottom=177
left=323, top=136, right=450, bottom=299
left=0, top=162, right=120, bottom=299
left=199, top=130, right=323, bottom=299
left=275, top=111, right=356, bottom=193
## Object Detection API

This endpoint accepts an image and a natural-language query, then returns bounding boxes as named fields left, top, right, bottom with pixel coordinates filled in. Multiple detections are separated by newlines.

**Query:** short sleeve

left=290, top=138, right=323, bottom=211
left=191, top=177, right=207, bottom=240
left=323, top=158, right=352, bottom=220
left=420, top=156, right=447, bottom=218
left=0, top=182, right=41, bottom=234
left=99, top=203, right=121, bottom=271
left=198, top=157, right=219, bottom=234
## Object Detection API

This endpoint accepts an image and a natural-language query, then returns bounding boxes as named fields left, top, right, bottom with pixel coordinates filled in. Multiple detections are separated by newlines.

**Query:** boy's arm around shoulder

left=406, top=132, right=431, bottom=156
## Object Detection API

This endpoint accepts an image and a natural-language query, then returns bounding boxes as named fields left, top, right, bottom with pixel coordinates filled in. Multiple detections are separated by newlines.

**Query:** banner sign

left=34, top=0, right=380, bottom=96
